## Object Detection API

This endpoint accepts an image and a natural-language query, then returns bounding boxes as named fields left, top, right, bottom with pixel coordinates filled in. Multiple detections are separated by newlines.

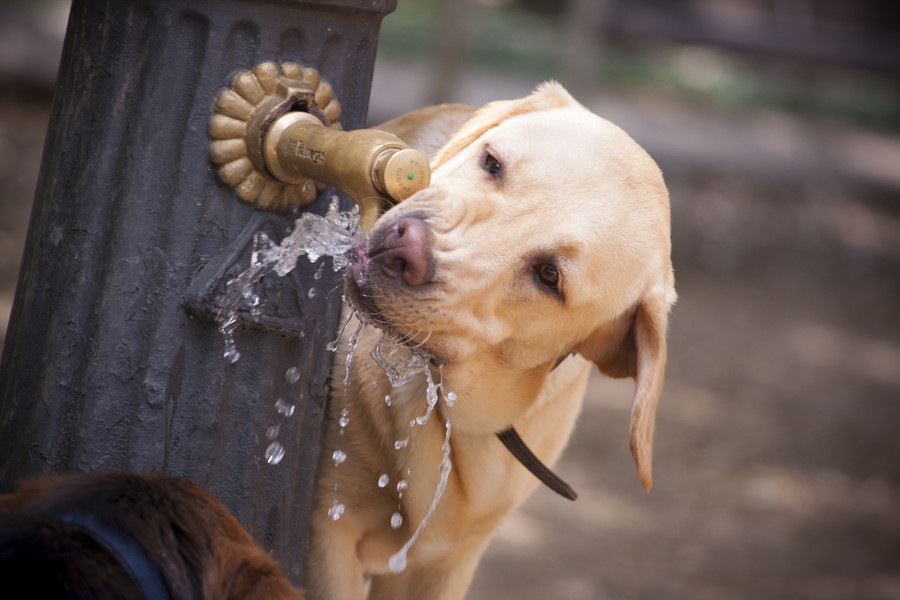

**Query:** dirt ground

left=2, top=15, right=900, bottom=599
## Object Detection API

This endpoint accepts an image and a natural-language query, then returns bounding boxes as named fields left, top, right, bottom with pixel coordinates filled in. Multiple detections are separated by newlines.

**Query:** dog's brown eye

left=535, top=263, right=559, bottom=288
left=482, top=151, right=502, bottom=176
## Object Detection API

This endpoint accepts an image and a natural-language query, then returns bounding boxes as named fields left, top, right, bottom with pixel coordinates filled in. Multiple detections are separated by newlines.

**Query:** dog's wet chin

left=344, top=262, right=460, bottom=364
left=344, top=258, right=381, bottom=322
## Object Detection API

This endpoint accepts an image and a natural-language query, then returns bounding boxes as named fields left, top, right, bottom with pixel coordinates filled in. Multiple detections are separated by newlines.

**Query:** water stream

left=217, top=201, right=457, bottom=574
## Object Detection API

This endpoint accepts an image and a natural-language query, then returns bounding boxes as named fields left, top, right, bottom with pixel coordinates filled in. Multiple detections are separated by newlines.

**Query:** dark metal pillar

left=0, top=0, right=395, bottom=582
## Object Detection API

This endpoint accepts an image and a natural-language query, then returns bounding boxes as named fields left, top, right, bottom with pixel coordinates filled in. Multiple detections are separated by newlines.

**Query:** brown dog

left=305, top=82, right=676, bottom=599
left=0, top=471, right=304, bottom=599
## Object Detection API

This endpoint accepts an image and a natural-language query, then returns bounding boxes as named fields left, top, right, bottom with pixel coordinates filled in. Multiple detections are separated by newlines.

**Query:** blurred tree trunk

left=563, top=0, right=613, bottom=95
left=429, top=0, right=477, bottom=104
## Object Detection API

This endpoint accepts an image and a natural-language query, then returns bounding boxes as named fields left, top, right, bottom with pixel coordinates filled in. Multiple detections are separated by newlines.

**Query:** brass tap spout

left=263, top=112, right=430, bottom=229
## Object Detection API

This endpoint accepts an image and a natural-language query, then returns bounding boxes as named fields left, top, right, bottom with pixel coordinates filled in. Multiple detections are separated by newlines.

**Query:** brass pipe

left=263, top=112, right=430, bottom=229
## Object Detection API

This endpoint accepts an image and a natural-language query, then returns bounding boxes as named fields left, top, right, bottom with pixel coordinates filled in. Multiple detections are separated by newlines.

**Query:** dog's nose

left=372, top=216, right=433, bottom=286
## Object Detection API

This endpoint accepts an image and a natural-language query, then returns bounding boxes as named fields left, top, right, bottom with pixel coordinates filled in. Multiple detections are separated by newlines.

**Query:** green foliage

left=380, top=0, right=900, bottom=130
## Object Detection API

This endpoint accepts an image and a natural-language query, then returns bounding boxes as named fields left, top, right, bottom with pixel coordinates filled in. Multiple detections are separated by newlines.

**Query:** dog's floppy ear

left=431, top=81, right=578, bottom=170
left=576, top=288, right=674, bottom=491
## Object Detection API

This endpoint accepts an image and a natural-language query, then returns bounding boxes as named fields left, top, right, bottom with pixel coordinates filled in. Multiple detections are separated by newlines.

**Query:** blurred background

left=2, top=0, right=899, bottom=598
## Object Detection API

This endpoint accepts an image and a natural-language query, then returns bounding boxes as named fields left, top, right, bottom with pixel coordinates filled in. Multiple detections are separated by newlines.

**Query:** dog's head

left=347, top=83, right=676, bottom=489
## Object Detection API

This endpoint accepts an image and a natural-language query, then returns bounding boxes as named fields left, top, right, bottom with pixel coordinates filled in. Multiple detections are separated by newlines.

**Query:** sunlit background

left=2, top=1, right=899, bottom=598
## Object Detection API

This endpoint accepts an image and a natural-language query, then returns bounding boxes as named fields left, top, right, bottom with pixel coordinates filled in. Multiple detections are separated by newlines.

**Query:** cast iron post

left=0, top=0, right=395, bottom=582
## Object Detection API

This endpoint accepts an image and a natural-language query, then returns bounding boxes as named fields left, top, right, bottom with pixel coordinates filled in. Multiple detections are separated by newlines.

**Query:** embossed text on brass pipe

left=264, top=112, right=431, bottom=228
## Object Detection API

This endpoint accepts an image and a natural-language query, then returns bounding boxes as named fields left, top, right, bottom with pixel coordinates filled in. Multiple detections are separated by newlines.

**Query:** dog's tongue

left=496, top=427, right=578, bottom=501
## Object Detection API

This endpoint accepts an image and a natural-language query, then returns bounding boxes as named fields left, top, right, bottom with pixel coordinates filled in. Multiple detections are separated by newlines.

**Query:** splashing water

left=215, top=201, right=363, bottom=363
left=216, top=202, right=459, bottom=572
left=371, top=333, right=431, bottom=387
left=388, top=418, right=453, bottom=573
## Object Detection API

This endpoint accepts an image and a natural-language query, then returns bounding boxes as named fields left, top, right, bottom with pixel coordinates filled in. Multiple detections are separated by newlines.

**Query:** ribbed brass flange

left=208, top=61, right=342, bottom=211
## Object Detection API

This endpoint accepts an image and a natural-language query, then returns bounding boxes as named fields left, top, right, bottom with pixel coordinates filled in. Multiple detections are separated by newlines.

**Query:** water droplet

left=384, top=394, right=393, bottom=407
left=445, top=391, right=457, bottom=406
left=394, top=439, right=408, bottom=450
left=314, top=262, right=325, bottom=280
left=275, top=398, right=295, bottom=417
left=338, top=408, right=350, bottom=429
left=244, top=291, right=260, bottom=307
left=327, top=501, right=345, bottom=521
left=265, top=441, right=285, bottom=465
left=325, top=340, right=338, bottom=352
left=284, top=366, right=301, bottom=385
left=388, top=551, right=407, bottom=573
left=391, top=512, right=403, bottom=529
left=415, top=415, right=428, bottom=426
left=223, top=345, right=241, bottom=364
left=378, top=474, right=390, bottom=488
left=396, top=480, right=408, bottom=493
left=332, top=449, right=347, bottom=466
left=266, top=424, right=280, bottom=440
left=307, top=287, right=317, bottom=299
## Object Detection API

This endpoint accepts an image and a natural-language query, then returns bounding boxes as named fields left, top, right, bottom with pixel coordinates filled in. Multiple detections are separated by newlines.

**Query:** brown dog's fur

left=0, top=471, right=304, bottom=600
left=305, top=83, right=676, bottom=599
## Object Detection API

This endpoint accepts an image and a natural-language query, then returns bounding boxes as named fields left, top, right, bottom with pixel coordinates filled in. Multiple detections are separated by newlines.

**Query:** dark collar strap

left=496, top=427, right=578, bottom=501
left=58, top=511, right=172, bottom=600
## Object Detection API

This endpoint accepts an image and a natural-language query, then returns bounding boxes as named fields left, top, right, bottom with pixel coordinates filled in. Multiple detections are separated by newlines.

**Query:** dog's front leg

left=304, top=520, right=367, bottom=600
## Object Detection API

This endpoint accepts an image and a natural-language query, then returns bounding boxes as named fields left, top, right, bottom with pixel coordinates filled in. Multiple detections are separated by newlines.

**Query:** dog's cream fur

left=305, top=83, right=676, bottom=599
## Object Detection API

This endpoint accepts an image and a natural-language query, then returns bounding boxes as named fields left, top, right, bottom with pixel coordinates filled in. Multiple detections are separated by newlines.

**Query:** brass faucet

left=209, top=62, right=430, bottom=229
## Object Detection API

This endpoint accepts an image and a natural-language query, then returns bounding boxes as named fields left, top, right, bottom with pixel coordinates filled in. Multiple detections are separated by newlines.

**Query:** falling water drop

left=332, top=449, right=347, bottom=466
left=327, top=501, right=345, bottom=521
left=394, top=439, right=409, bottom=450
left=223, top=343, right=241, bottom=364
left=284, top=366, right=301, bottom=385
left=445, top=391, right=457, bottom=407
left=266, top=424, right=280, bottom=441
left=275, top=398, right=295, bottom=417
left=307, top=287, right=317, bottom=299
left=384, top=394, right=393, bottom=407
left=378, top=474, right=390, bottom=488
left=265, top=441, right=285, bottom=465
left=390, top=512, right=403, bottom=529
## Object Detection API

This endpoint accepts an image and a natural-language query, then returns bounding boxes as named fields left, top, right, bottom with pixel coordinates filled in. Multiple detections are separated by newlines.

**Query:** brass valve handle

left=264, top=112, right=430, bottom=229
left=209, top=61, right=430, bottom=228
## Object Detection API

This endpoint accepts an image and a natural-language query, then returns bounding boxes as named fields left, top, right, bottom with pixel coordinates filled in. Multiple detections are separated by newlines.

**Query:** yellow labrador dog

left=306, top=82, right=676, bottom=599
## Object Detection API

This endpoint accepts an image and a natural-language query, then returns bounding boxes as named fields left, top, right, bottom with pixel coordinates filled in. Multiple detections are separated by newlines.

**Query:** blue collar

left=58, top=511, right=173, bottom=600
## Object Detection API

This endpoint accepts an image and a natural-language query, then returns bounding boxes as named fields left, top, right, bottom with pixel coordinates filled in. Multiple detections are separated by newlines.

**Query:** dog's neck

left=436, top=352, right=579, bottom=501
